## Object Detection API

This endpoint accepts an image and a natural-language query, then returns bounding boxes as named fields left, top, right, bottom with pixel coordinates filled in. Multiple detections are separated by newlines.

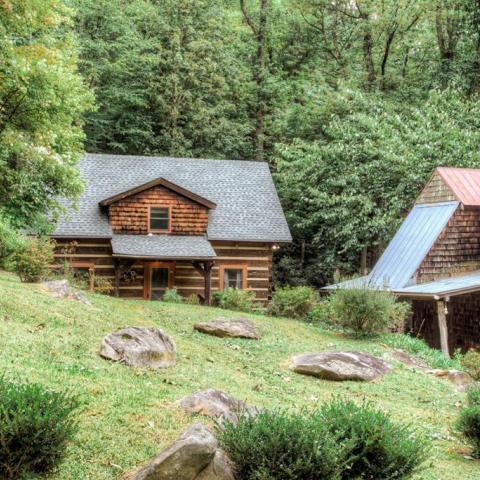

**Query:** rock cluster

left=194, top=318, right=260, bottom=340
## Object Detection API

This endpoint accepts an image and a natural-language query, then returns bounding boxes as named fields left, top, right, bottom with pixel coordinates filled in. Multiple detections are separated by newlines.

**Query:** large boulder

left=178, top=389, right=258, bottom=424
left=290, top=351, right=391, bottom=382
left=100, top=326, right=176, bottom=369
left=129, top=423, right=234, bottom=480
left=194, top=318, right=260, bottom=340
left=385, top=349, right=429, bottom=371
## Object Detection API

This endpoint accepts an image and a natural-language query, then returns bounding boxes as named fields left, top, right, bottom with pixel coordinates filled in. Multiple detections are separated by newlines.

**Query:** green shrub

left=212, top=288, right=256, bottom=312
left=162, top=288, right=183, bottom=303
left=94, top=276, right=113, bottom=294
left=461, top=350, right=480, bottom=381
left=0, top=377, right=79, bottom=479
left=218, top=408, right=341, bottom=480
left=307, top=300, right=337, bottom=328
left=0, top=216, right=25, bottom=270
left=185, top=293, right=200, bottom=305
left=320, top=399, right=429, bottom=480
left=327, top=287, right=411, bottom=336
left=268, top=286, right=319, bottom=319
left=218, top=399, right=428, bottom=480
left=457, top=387, right=480, bottom=457
left=14, top=236, right=55, bottom=283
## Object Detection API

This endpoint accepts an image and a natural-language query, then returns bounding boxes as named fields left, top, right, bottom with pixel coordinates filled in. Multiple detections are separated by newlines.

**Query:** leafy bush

left=218, top=408, right=341, bottom=480
left=218, top=399, right=428, bottom=480
left=320, top=399, right=429, bottom=480
left=268, top=286, right=319, bottom=319
left=457, top=386, right=480, bottom=457
left=0, top=377, right=79, bottom=479
left=326, top=287, right=411, bottom=336
left=307, top=300, right=338, bottom=328
left=94, top=276, right=113, bottom=294
left=381, top=333, right=463, bottom=370
left=162, top=288, right=183, bottom=303
left=0, top=215, right=25, bottom=270
left=461, top=350, right=480, bottom=381
left=14, top=236, right=55, bottom=282
left=185, top=293, right=200, bottom=305
left=212, top=288, right=256, bottom=312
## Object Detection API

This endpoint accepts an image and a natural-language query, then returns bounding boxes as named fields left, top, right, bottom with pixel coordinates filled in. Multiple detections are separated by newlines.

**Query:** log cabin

left=50, top=154, right=291, bottom=305
left=326, top=167, right=480, bottom=356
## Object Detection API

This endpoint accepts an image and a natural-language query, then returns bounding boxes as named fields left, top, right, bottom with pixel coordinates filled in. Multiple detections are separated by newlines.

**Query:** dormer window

left=149, top=207, right=170, bottom=232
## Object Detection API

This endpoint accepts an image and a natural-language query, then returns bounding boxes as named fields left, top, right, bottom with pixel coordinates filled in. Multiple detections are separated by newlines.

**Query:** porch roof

left=111, top=234, right=216, bottom=260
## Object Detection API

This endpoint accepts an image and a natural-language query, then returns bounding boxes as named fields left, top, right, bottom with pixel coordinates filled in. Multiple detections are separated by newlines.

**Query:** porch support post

left=114, top=259, right=121, bottom=297
left=204, top=261, right=213, bottom=306
left=436, top=299, right=450, bottom=359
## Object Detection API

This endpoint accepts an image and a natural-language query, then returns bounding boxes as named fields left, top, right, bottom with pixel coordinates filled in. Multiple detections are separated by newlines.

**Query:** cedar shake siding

left=416, top=172, right=456, bottom=205
left=415, top=207, right=480, bottom=283
left=108, top=185, right=209, bottom=235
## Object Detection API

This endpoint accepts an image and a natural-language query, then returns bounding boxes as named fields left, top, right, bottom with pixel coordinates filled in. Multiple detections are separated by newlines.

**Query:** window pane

left=150, top=208, right=169, bottom=230
left=224, top=269, right=243, bottom=289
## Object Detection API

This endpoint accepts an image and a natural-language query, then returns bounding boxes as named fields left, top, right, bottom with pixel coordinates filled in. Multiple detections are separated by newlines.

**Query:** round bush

left=268, top=286, right=319, bottom=319
left=327, top=287, right=411, bottom=336
left=162, top=288, right=183, bottom=303
left=14, top=236, right=55, bottom=283
left=0, top=377, right=79, bottom=479
left=457, top=386, right=480, bottom=457
left=212, top=288, right=256, bottom=312
left=461, top=350, right=480, bottom=381
left=218, top=399, right=429, bottom=480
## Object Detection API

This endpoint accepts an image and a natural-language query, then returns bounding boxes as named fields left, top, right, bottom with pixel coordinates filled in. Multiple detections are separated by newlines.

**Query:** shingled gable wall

left=108, top=185, right=209, bottom=235
left=408, top=172, right=480, bottom=352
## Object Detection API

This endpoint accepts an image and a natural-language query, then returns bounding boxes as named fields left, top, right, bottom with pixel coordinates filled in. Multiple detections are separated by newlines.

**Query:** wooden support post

left=436, top=300, right=450, bottom=359
left=88, top=267, right=95, bottom=292
left=204, top=261, right=213, bottom=306
left=114, top=259, right=121, bottom=298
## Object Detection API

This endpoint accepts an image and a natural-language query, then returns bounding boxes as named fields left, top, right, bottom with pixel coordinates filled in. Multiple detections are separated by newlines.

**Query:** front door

left=144, top=262, right=174, bottom=300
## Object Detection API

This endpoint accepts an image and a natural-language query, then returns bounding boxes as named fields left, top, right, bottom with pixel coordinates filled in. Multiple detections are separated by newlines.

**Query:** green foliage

left=218, top=408, right=341, bottom=480
left=0, top=376, right=79, bottom=479
left=185, top=294, right=200, bottom=305
left=0, top=0, right=93, bottom=231
left=320, top=399, right=430, bottom=480
left=457, top=386, right=480, bottom=457
left=0, top=214, right=25, bottom=270
left=381, top=333, right=463, bottom=371
left=162, top=288, right=183, bottom=304
left=93, top=276, right=113, bottom=295
left=325, top=287, right=411, bottom=336
left=461, top=351, right=480, bottom=381
left=218, top=399, right=428, bottom=480
left=268, top=286, right=319, bottom=319
left=14, top=237, right=55, bottom=283
left=212, top=288, right=256, bottom=312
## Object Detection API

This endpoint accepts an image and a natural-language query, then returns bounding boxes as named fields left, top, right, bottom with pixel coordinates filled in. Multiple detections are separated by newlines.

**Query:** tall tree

left=0, top=0, right=93, bottom=231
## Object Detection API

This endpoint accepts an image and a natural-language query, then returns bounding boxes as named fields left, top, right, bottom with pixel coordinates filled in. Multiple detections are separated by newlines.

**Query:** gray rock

left=179, top=388, right=258, bottom=424
left=290, top=351, right=391, bottom=382
left=425, top=368, right=473, bottom=392
left=41, top=279, right=91, bottom=305
left=129, top=423, right=235, bottom=480
left=100, top=326, right=176, bottom=369
left=385, top=349, right=429, bottom=371
left=194, top=318, right=260, bottom=339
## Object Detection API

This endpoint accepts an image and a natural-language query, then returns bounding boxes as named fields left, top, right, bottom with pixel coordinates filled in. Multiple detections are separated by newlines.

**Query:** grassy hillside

left=0, top=271, right=477, bottom=479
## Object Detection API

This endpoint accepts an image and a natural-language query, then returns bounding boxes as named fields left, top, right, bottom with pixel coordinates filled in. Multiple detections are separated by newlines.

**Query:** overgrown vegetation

left=268, top=286, right=319, bottom=319
left=461, top=351, right=480, bottom=381
left=219, top=399, right=429, bottom=480
left=0, top=215, right=24, bottom=270
left=0, top=376, right=79, bottom=480
left=457, top=386, right=480, bottom=457
left=162, top=288, right=183, bottom=304
left=323, top=288, right=411, bottom=336
left=213, top=288, right=256, bottom=312
left=13, top=237, right=55, bottom=283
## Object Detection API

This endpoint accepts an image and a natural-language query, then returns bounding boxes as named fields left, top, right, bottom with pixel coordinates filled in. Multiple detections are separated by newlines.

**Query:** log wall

left=416, top=207, right=480, bottom=283
left=108, top=185, right=209, bottom=235
left=52, top=239, right=273, bottom=304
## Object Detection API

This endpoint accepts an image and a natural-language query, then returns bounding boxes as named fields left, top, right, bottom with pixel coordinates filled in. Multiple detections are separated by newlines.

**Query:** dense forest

left=3, top=0, right=480, bottom=287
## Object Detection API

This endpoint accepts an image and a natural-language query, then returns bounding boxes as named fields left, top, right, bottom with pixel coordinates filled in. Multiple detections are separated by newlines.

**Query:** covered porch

left=111, top=235, right=217, bottom=305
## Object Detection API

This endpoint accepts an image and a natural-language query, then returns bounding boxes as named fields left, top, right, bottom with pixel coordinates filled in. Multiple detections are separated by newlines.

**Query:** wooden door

left=144, top=262, right=175, bottom=300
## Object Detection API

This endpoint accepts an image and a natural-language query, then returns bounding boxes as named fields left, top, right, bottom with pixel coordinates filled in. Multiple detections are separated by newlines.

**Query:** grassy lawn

left=0, top=270, right=478, bottom=479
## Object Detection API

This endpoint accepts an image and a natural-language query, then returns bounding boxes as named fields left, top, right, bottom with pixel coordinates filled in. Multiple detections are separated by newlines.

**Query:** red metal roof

left=437, top=167, right=480, bottom=206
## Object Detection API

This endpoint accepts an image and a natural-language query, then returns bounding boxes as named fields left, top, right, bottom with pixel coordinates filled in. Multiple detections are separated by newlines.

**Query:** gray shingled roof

left=111, top=235, right=216, bottom=259
left=53, top=154, right=292, bottom=242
